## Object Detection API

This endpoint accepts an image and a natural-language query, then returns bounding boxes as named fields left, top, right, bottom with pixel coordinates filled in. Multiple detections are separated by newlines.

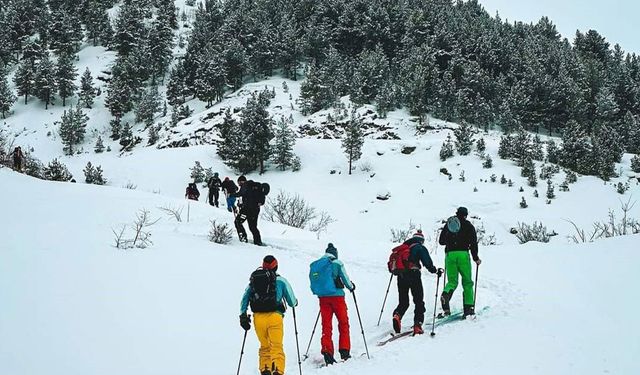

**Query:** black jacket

left=232, top=180, right=264, bottom=210
left=404, top=238, right=437, bottom=274
left=208, top=177, right=222, bottom=190
left=439, top=219, right=479, bottom=261
left=221, top=179, right=238, bottom=194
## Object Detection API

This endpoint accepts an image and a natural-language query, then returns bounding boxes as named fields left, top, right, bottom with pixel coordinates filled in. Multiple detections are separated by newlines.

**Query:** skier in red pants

left=309, top=243, right=355, bottom=365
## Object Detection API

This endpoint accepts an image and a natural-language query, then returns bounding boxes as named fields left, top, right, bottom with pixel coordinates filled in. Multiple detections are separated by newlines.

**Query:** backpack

left=248, top=181, right=270, bottom=205
left=249, top=268, right=279, bottom=312
left=446, top=216, right=461, bottom=233
left=387, top=243, right=418, bottom=275
left=309, top=257, right=336, bottom=296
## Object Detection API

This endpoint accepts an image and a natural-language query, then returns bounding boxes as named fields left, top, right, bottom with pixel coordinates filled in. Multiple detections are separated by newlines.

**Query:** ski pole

left=376, top=274, right=394, bottom=326
left=187, top=200, right=190, bottom=223
left=292, top=307, right=303, bottom=375
left=236, top=330, right=248, bottom=375
left=303, top=310, right=321, bottom=361
left=430, top=271, right=442, bottom=337
left=474, top=263, right=479, bottom=306
left=351, top=290, right=370, bottom=359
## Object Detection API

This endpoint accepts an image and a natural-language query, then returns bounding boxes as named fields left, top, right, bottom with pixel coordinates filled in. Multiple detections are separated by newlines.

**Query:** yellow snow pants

left=254, top=312, right=286, bottom=374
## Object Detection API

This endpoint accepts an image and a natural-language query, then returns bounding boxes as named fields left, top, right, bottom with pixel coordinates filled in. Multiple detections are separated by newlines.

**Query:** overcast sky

left=477, top=0, right=639, bottom=54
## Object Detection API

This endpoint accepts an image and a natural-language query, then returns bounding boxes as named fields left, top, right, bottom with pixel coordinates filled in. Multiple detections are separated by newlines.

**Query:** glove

left=437, top=268, right=444, bottom=277
left=474, top=259, right=482, bottom=266
left=239, top=313, right=251, bottom=331
left=349, top=282, right=356, bottom=292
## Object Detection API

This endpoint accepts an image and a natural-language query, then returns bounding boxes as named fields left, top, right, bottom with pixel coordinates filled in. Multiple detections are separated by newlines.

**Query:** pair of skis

left=376, top=311, right=467, bottom=346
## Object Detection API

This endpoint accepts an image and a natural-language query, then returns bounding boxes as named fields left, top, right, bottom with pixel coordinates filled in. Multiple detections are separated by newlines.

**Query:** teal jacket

left=240, top=275, right=298, bottom=315
left=314, top=254, right=354, bottom=297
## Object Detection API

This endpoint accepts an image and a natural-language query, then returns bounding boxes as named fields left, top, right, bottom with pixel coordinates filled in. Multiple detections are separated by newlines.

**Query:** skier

left=221, top=176, right=239, bottom=213
left=185, top=182, right=200, bottom=201
left=391, top=230, right=441, bottom=335
left=439, top=207, right=481, bottom=318
left=12, top=146, right=23, bottom=171
left=240, top=255, right=298, bottom=375
left=232, top=175, right=265, bottom=245
left=207, top=172, right=222, bottom=207
left=309, top=243, right=355, bottom=365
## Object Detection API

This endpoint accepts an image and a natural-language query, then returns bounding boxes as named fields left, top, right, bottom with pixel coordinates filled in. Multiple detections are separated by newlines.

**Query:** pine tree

left=498, top=135, right=514, bottom=160
left=166, top=61, right=188, bottom=106
left=190, top=161, right=205, bottom=183
left=440, top=134, right=455, bottom=161
left=501, top=174, right=507, bottom=184
left=110, top=118, right=122, bottom=140
left=148, top=17, right=174, bottom=83
left=520, top=197, right=528, bottom=209
left=546, top=179, right=555, bottom=199
left=43, top=159, right=73, bottom=181
left=148, top=125, right=160, bottom=146
left=350, top=46, right=389, bottom=105
left=119, top=122, right=133, bottom=149
left=454, top=121, right=475, bottom=156
left=483, top=155, right=493, bottom=169
left=79, top=68, right=96, bottom=108
left=531, top=135, right=544, bottom=161
left=546, top=140, right=559, bottom=164
left=272, top=118, right=296, bottom=171
left=0, top=68, right=16, bottom=118
left=34, top=54, right=56, bottom=109
left=135, top=86, right=161, bottom=125
left=591, top=124, right=622, bottom=180
left=242, top=92, right=275, bottom=174
left=58, top=106, right=88, bottom=155
left=194, top=47, right=225, bottom=106
left=56, top=52, right=77, bottom=106
left=528, top=172, right=538, bottom=187
left=84, top=161, right=106, bottom=185
left=94, top=136, right=105, bottom=153
left=559, top=121, right=592, bottom=175
left=342, top=113, right=365, bottom=175
left=521, top=157, right=535, bottom=178
left=476, top=138, right=486, bottom=153
left=216, top=109, right=241, bottom=166
left=631, top=155, right=640, bottom=173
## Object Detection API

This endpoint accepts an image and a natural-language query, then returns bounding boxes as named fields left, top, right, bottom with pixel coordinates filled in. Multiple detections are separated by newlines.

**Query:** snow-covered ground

left=1, top=163, right=639, bottom=375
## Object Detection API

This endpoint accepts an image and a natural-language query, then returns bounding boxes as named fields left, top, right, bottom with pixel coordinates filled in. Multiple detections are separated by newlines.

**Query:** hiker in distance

left=185, top=182, right=200, bottom=201
left=232, top=175, right=269, bottom=246
left=240, top=255, right=298, bottom=375
left=222, top=176, right=239, bottom=213
left=207, top=172, right=222, bottom=207
left=439, top=207, right=481, bottom=318
left=391, top=230, right=442, bottom=335
left=12, top=146, right=23, bottom=172
left=309, top=243, right=355, bottom=365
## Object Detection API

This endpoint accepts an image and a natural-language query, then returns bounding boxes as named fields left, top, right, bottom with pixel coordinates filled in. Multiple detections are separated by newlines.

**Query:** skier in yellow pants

left=240, top=256, right=298, bottom=375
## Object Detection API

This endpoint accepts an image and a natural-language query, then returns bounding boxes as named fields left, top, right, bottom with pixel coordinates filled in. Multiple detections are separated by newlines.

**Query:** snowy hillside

left=1, top=165, right=639, bottom=375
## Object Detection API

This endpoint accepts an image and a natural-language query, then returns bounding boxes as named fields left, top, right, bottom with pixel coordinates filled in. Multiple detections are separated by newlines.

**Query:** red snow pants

left=319, top=296, right=350, bottom=355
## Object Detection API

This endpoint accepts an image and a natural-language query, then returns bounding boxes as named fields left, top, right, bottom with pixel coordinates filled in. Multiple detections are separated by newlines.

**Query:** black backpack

left=248, top=181, right=270, bottom=205
left=249, top=268, right=278, bottom=312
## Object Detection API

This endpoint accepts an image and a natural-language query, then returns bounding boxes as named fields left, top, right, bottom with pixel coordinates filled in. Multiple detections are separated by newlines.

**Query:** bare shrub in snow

left=390, top=220, right=417, bottom=243
left=123, top=182, right=137, bottom=190
left=567, top=198, right=640, bottom=243
left=158, top=205, right=184, bottom=222
left=309, top=212, right=336, bottom=238
left=359, top=160, right=373, bottom=172
left=112, top=209, right=160, bottom=249
left=475, top=221, right=498, bottom=246
left=515, top=222, right=553, bottom=244
left=208, top=220, right=233, bottom=244
left=262, top=190, right=333, bottom=232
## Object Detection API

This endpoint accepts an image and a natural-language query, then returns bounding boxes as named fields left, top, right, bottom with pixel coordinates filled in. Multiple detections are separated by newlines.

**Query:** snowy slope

left=1, top=162, right=639, bottom=375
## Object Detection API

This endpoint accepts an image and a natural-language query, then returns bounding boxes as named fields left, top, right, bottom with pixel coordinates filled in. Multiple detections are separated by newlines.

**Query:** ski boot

left=413, top=324, right=424, bottom=335
left=440, top=291, right=452, bottom=316
left=339, top=349, right=351, bottom=361
left=392, top=313, right=402, bottom=333
left=322, top=352, right=337, bottom=366
left=260, top=370, right=271, bottom=375
left=238, top=233, right=248, bottom=243
left=463, top=305, right=476, bottom=319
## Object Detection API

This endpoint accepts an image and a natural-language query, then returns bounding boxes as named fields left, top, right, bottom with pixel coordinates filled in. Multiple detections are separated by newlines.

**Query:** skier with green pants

left=439, top=207, right=481, bottom=318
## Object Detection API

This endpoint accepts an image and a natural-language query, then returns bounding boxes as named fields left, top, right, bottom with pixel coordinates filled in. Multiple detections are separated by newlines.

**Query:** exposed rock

left=401, top=146, right=416, bottom=155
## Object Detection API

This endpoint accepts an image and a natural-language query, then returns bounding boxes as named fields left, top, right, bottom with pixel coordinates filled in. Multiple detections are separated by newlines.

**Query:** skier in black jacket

left=392, top=231, right=442, bottom=335
left=232, top=175, right=264, bottom=245
left=439, top=207, right=481, bottom=318
left=207, top=172, right=222, bottom=207
left=221, top=177, right=239, bottom=213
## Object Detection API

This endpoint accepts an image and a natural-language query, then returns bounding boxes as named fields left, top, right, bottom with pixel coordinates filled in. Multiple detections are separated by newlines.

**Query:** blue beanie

left=326, top=243, right=338, bottom=258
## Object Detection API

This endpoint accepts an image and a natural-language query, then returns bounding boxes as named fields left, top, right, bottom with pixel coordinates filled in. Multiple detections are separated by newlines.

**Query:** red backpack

left=387, top=243, right=418, bottom=275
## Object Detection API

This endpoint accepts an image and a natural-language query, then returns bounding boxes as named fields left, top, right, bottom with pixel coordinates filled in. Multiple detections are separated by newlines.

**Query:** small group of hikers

left=238, top=206, right=480, bottom=375
left=185, top=173, right=269, bottom=246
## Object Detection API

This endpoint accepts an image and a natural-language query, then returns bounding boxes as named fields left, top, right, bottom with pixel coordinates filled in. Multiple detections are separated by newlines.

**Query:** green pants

left=443, top=251, right=474, bottom=306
